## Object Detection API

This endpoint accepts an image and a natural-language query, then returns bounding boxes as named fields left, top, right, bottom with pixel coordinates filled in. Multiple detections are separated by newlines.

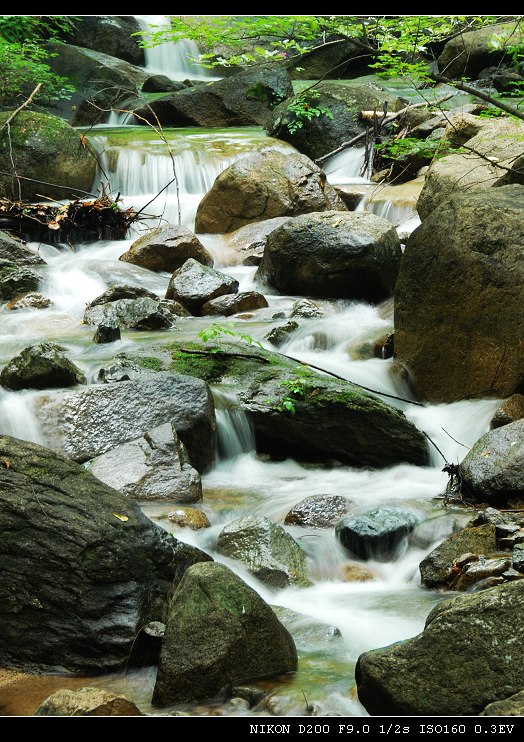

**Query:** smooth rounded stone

left=491, top=395, right=524, bottom=429
left=0, top=435, right=211, bottom=674
left=512, top=543, right=524, bottom=572
left=452, top=556, right=511, bottom=591
left=84, top=297, right=189, bottom=330
left=460, top=421, right=524, bottom=505
left=265, top=321, right=299, bottom=347
left=417, top=119, right=524, bottom=220
left=395, top=186, right=524, bottom=403
left=340, top=563, right=376, bottom=582
left=133, top=64, right=293, bottom=129
left=93, top=320, right=121, bottom=344
left=84, top=423, right=202, bottom=503
left=119, top=225, right=213, bottom=273
left=265, top=81, right=403, bottom=160
left=195, top=151, right=346, bottom=234
left=227, top=217, right=292, bottom=265
left=290, top=298, right=324, bottom=319
left=284, top=494, right=353, bottom=529
left=437, top=21, right=524, bottom=79
left=34, top=687, right=142, bottom=716
left=0, top=231, right=46, bottom=267
left=142, top=75, right=186, bottom=93
left=0, top=342, right=86, bottom=391
left=0, top=267, right=41, bottom=301
left=257, top=211, right=400, bottom=301
left=201, top=291, right=268, bottom=316
left=6, top=292, right=51, bottom=310
left=67, top=15, right=144, bottom=66
left=419, top=524, right=497, bottom=588
left=167, top=507, right=210, bottom=530
left=216, top=514, right=310, bottom=588
left=152, top=562, right=297, bottom=706
left=356, top=580, right=524, bottom=716
left=165, top=258, right=239, bottom=314
left=33, top=372, right=216, bottom=474
left=481, top=689, right=524, bottom=716
left=0, top=111, right=97, bottom=200
left=336, top=507, right=418, bottom=561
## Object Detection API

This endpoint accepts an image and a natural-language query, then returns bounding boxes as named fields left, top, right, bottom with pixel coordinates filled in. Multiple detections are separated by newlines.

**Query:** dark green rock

left=142, top=75, right=186, bottom=93
left=0, top=231, right=46, bottom=267
left=152, top=562, right=297, bottom=706
left=512, top=543, right=524, bottom=572
left=0, top=111, right=97, bottom=201
left=419, top=524, right=498, bottom=588
left=460, top=420, right=524, bottom=504
left=0, top=342, right=86, bottom=391
left=0, top=266, right=41, bottom=301
left=265, top=322, right=299, bottom=347
left=0, top=435, right=210, bottom=674
left=216, top=515, right=310, bottom=587
left=481, top=689, right=524, bottom=716
left=201, top=291, right=268, bottom=316
left=93, top=321, right=121, bottom=344
left=336, top=507, right=418, bottom=561
left=84, top=297, right=190, bottom=329
left=133, top=64, right=293, bottom=128
left=68, top=15, right=145, bottom=66
left=167, top=340, right=428, bottom=469
left=356, top=580, right=524, bottom=716
left=256, top=210, right=401, bottom=302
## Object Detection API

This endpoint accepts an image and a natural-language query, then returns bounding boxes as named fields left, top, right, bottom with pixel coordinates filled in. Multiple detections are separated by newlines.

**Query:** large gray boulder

left=34, top=687, right=142, bottom=716
left=201, top=291, right=268, bottom=316
left=152, top=562, right=297, bottom=706
left=0, top=342, right=86, bottom=391
left=0, top=435, right=210, bottom=674
left=284, top=494, right=353, bottom=528
left=395, top=185, right=524, bottom=403
left=419, top=524, right=498, bottom=588
left=216, top=515, right=310, bottom=587
left=44, top=41, right=149, bottom=124
left=133, top=64, right=293, bottom=128
left=356, top=580, right=524, bottom=716
left=68, top=16, right=145, bottom=66
left=266, top=80, right=403, bottom=160
left=168, top=340, right=429, bottom=469
left=437, top=21, right=524, bottom=79
left=165, top=258, right=239, bottom=314
left=336, top=507, right=418, bottom=561
left=460, top=420, right=524, bottom=504
left=85, top=423, right=202, bottom=503
left=417, top=118, right=524, bottom=219
left=34, top=372, right=216, bottom=473
left=256, top=211, right=401, bottom=302
left=0, top=111, right=97, bottom=201
left=84, top=296, right=188, bottom=330
left=119, top=225, right=213, bottom=273
left=195, top=151, right=346, bottom=234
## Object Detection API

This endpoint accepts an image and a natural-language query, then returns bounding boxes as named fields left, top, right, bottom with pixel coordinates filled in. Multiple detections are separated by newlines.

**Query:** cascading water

left=0, top=114, right=502, bottom=715
left=135, top=15, right=208, bottom=80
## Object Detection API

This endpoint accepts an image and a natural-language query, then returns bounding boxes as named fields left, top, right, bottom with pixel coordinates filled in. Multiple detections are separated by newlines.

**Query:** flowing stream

left=0, top=54, right=500, bottom=715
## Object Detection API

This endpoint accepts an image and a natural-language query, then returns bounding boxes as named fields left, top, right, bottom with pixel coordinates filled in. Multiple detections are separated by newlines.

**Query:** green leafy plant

left=374, top=136, right=463, bottom=162
left=274, top=374, right=309, bottom=414
left=198, top=322, right=263, bottom=351
left=286, top=89, right=334, bottom=134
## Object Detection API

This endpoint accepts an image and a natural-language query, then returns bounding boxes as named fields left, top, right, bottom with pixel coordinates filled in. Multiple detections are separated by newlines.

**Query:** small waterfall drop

left=213, top=388, right=256, bottom=461
left=0, top=390, right=45, bottom=446
left=324, top=147, right=367, bottom=185
left=135, top=15, right=208, bottom=80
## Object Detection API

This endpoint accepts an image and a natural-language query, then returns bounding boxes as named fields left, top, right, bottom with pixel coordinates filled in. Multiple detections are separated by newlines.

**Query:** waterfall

left=324, top=146, right=368, bottom=185
left=135, top=15, right=208, bottom=80
left=213, top=388, right=256, bottom=461
left=0, top=390, right=45, bottom=446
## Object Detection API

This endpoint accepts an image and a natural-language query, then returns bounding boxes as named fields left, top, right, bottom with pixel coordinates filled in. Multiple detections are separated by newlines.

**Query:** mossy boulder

left=0, top=342, right=86, bottom=391
left=152, top=562, right=297, bottom=706
left=166, top=340, right=428, bottom=469
left=356, top=580, right=524, bottom=715
left=437, top=22, right=524, bottom=79
left=34, top=687, right=142, bottom=716
left=0, top=111, right=97, bottom=201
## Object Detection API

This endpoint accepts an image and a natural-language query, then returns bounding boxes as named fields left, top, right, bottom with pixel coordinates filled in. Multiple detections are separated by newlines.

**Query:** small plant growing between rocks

left=286, top=89, right=333, bottom=134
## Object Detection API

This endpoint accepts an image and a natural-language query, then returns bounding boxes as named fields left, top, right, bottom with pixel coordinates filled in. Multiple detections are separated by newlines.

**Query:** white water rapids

left=0, top=120, right=501, bottom=715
